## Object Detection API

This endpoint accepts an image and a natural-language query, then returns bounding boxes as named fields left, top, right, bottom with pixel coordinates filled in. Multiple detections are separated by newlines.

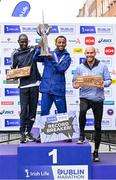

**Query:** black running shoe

left=93, top=151, right=100, bottom=162
left=77, top=135, right=85, bottom=144
left=36, top=136, right=41, bottom=143
left=20, top=134, right=27, bottom=143
left=26, top=133, right=35, bottom=142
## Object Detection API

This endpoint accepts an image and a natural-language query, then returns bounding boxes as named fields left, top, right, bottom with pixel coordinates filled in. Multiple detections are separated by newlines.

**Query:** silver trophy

left=36, top=12, right=52, bottom=57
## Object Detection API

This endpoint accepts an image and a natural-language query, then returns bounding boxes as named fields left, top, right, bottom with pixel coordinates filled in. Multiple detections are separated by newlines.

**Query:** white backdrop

left=0, top=22, right=116, bottom=131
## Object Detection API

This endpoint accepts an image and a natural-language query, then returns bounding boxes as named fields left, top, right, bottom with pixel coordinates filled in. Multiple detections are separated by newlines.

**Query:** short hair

left=18, top=34, right=28, bottom=41
left=55, top=35, right=67, bottom=43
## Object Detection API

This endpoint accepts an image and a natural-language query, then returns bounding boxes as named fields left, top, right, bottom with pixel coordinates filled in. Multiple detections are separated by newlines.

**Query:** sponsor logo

left=12, top=1, right=30, bottom=17
left=96, top=26, right=112, bottom=34
left=1, top=101, right=14, bottom=105
left=18, top=101, right=20, bottom=105
left=22, top=26, right=36, bottom=32
left=107, top=109, right=114, bottom=115
left=4, top=25, right=21, bottom=33
left=70, top=56, right=75, bottom=65
left=24, top=165, right=88, bottom=180
left=0, top=110, right=14, bottom=115
left=5, top=119, right=20, bottom=127
left=36, top=111, right=41, bottom=115
left=79, top=57, right=86, bottom=64
left=69, top=101, right=79, bottom=106
left=59, top=25, right=76, bottom=34
left=71, top=70, right=76, bottom=74
left=75, top=38, right=81, bottom=44
left=98, top=38, right=113, bottom=43
left=4, top=57, right=12, bottom=65
left=80, top=26, right=112, bottom=34
left=105, top=47, right=115, bottom=55
left=104, top=89, right=112, bottom=97
left=66, top=89, right=74, bottom=96
left=3, top=79, right=18, bottom=84
left=51, top=25, right=59, bottom=33
left=35, top=38, right=42, bottom=43
left=57, top=166, right=88, bottom=179
left=85, top=36, right=95, bottom=45
left=80, top=26, right=96, bottom=34
left=96, top=48, right=100, bottom=54
left=5, top=88, right=19, bottom=96
left=73, top=48, right=83, bottom=53
left=112, top=79, right=116, bottom=84
left=68, top=38, right=81, bottom=44
left=99, top=58, right=112, bottom=66
left=0, top=38, right=17, bottom=43
left=86, top=118, right=94, bottom=126
left=110, top=69, right=116, bottom=76
left=104, top=101, right=114, bottom=105
left=47, top=116, right=57, bottom=122
left=102, top=119, right=111, bottom=126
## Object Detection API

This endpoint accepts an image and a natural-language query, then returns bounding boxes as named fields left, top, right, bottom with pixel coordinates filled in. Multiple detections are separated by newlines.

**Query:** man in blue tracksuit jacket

left=34, top=35, right=71, bottom=142
left=73, top=46, right=112, bottom=162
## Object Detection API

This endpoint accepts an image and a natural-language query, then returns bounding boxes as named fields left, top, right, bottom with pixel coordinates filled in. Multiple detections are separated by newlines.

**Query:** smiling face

left=18, top=34, right=28, bottom=50
left=85, top=47, right=96, bottom=64
left=55, top=36, right=67, bottom=51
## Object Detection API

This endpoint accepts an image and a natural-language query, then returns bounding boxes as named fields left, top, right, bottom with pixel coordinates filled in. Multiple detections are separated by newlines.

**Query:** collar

left=84, top=58, right=100, bottom=69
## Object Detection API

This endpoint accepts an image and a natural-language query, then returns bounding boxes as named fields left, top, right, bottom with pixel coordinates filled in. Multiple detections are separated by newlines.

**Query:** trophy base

left=39, top=53, right=52, bottom=58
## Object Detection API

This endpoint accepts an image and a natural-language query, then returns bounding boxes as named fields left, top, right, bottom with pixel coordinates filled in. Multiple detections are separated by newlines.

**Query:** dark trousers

left=79, top=98, right=103, bottom=150
left=41, top=93, right=67, bottom=116
left=19, top=86, right=39, bottom=134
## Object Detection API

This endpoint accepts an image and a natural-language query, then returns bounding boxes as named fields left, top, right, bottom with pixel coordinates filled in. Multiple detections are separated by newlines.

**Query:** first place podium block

left=18, top=141, right=92, bottom=180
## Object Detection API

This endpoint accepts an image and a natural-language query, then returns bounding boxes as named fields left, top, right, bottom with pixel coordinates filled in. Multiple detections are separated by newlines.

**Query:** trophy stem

left=42, top=10, right=45, bottom=25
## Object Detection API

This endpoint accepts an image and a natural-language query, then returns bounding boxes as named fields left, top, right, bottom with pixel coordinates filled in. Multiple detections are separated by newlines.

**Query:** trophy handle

left=36, top=24, right=51, bottom=36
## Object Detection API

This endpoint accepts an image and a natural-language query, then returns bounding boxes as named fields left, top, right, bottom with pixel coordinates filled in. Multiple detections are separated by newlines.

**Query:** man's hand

left=96, top=80, right=104, bottom=89
left=73, top=81, right=80, bottom=89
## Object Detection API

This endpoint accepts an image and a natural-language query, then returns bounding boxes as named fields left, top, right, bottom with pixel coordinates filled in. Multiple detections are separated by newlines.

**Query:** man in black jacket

left=11, top=34, right=41, bottom=143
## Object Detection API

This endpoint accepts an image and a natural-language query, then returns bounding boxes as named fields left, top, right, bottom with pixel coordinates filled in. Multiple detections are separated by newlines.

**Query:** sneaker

left=77, top=135, right=85, bottom=144
left=20, top=134, right=27, bottom=143
left=93, top=151, right=100, bottom=162
left=26, top=133, right=35, bottom=142
left=36, top=136, right=41, bottom=143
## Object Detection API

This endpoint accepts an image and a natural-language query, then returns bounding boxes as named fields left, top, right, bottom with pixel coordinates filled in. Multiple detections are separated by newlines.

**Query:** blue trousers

left=41, top=93, right=67, bottom=116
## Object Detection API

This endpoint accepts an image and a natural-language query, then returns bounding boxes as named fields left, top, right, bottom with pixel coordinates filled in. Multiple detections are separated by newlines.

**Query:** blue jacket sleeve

left=51, top=54, right=71, bottom=73
left=33, top=47, right=45, bottom=62
left=32, top=47, right=41, bottom=60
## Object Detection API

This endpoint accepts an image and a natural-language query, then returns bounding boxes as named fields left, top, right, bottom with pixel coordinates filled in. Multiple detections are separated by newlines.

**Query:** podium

left=18, top=141, right=92, bottom=179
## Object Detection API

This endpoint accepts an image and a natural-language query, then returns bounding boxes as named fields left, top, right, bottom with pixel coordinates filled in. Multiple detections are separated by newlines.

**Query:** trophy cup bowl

left=36, top=24, right=52, bottom=57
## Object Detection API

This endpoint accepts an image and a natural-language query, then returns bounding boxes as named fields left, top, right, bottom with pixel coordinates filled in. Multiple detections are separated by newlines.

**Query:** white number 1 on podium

left=48, top=149, right=57, bottom=164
